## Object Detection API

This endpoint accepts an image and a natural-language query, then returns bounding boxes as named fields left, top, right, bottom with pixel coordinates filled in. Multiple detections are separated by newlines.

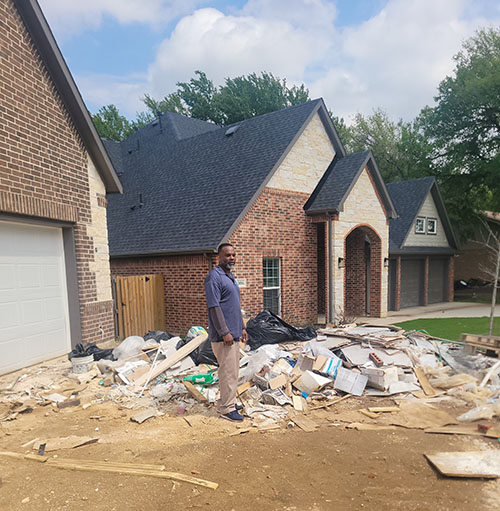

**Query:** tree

left=91, top=105, right=135, bottom=141
left=418, top=28, right=500, bottom=238
left=333, top=109, right=432, bottom=183
left=142, top=70, right=310, bottom=125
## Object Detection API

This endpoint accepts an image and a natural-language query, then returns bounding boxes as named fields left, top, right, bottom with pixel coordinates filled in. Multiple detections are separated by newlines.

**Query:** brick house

left=0, top=0, right=122, bottom=374
left=107, top=99, right=405, bottom=334
left=386, top=177, right=458, bottom=310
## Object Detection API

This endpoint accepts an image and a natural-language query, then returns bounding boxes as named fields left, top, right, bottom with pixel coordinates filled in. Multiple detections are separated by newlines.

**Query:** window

left=415, top=217, right=425, bottom=234
left=427, top=218, right=437, bottom=235
left=263, top=258, right=281, bottom=316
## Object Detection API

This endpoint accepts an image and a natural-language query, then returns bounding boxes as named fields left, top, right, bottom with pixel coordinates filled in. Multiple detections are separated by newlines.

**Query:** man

left=205, top=243, right=247, bottom=421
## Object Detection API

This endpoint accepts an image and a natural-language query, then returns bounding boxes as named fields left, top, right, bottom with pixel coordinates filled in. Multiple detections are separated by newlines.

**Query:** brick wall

left=229, top=187, right=318, bottom=326
left=0, top=0, right=114, bottom=344
left=111, top=254, right=212, bottom=335
left=111, top=187, right=319, bottom=332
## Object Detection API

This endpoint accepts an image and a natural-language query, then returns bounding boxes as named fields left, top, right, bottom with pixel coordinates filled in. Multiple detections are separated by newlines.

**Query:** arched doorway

left=344, top=225, right=382, bottom=317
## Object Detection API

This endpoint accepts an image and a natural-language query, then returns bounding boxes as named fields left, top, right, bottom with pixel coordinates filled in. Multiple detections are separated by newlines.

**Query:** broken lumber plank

left=367, top=406, right=400, bottom=413
left=134, top=334, right=208, bottom=387
left=310, top=394, right=352, bottom=410
left=183, top=381, right=208, bottom=403
left=289, top=412, right=318, bottom=432
left=237, top=381, right=252, bottom=395
left=414, top=367, right=437, bottom=396
left=360, top=409, right=380, bottom=419
left=425, top=451, right=500, bottom=478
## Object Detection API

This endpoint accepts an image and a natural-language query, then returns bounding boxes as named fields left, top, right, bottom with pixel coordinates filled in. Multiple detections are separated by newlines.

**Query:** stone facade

left=0, top=0, right=115, bottom=344
left=266, top=112, right=335, bottom=194
left=331, top=168, right=389, bottom=318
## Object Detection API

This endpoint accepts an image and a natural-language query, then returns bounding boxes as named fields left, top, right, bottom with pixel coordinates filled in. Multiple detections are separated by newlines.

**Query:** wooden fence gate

left=114, top=275, right=166, bottom=339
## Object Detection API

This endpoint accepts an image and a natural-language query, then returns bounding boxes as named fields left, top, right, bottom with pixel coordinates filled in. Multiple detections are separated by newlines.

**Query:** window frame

left=263, top=257, right=281, bottom=316
left=415, top=216, right=426, bottom=234
left=426, top=217, right=437, bottom=235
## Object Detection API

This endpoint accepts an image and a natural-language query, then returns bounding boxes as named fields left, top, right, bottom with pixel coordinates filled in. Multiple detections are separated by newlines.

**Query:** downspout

left=328, top=214, right=334, bottom=325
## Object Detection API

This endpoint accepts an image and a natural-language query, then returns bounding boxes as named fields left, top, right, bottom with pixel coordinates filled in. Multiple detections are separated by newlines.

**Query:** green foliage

left=91, top=105, right=135, bottom=141
left=418, top=28, right=500, bottom=238
left=333, top=109, right=432, bottom=183
left=143, top=70, right=310, bottom=125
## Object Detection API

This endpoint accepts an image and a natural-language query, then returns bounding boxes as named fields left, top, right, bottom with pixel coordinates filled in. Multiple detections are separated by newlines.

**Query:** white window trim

left=415, top=216, right=426, bottom=234
left=263, top=258, right=281, bottom=316
left=427, top=217, right=437, bottom=235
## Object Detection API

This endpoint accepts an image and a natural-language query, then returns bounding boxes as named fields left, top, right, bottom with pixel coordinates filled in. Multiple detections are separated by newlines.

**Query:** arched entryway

left=344, top=225, right=382, bottom=317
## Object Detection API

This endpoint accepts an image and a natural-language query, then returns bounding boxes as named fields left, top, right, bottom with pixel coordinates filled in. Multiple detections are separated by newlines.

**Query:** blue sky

left=38, top=0, right=500, bottom=123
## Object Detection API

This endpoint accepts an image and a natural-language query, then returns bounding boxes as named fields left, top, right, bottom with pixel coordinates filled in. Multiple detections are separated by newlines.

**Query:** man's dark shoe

left=221, top=410, right=244, bottom=422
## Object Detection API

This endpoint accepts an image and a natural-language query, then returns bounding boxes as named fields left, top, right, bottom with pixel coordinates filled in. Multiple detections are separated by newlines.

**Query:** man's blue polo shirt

left=204, top=266, right=243, bottom=342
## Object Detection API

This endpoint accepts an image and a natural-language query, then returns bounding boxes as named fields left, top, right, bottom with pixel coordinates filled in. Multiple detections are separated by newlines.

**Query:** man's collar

left=215, top=265, right=234, bottom=278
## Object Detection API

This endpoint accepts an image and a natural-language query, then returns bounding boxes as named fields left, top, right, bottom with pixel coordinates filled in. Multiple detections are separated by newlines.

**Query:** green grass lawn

left=394, top=317, right=500, bottom=341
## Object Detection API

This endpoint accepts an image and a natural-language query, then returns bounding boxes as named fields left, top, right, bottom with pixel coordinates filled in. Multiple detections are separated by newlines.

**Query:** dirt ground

left=1, top=389, right=500, bottom=511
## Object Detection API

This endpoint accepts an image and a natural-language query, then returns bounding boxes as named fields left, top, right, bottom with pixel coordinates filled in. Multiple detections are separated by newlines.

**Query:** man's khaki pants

left=211, top=341, right=239, bottom=415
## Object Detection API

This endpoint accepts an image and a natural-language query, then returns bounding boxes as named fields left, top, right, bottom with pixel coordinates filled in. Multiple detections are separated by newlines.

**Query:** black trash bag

left=246, top=310, right=316, bottom=349
left=175, top=337, right=218, bottom=366
left=68, top=343, right=114, bottom=361
left=143, top=330, right=174, bottom=342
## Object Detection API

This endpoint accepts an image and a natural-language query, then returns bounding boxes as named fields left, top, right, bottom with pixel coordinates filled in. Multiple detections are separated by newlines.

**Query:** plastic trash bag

left=68, top=342, right=114, bottom=361
left=143, top=330, right=174, bottom=342
left=112, top=336, right=145, bottom=361
left=246, top=310, right=316, bottom=349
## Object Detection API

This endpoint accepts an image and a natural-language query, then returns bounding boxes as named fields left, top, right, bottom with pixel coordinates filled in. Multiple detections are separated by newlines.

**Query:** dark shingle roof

left=107, top=100, right=328, bottom=256
left=305, top=151, right=371, bottom=212
left=386, top=176, right=435, bottom=250
left=304, top=150, right=397, bottom=218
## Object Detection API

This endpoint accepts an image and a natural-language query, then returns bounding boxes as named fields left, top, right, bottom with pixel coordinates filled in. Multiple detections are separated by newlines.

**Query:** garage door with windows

left=0, top=221, right=71, bottom=375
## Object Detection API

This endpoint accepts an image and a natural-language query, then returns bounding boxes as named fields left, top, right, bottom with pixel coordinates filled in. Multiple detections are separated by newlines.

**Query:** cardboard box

left=293, top=370, right=333, bottom=394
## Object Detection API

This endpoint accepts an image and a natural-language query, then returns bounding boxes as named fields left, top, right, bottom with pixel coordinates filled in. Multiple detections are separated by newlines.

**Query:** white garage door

left=0, top=221, right=70, bottom=375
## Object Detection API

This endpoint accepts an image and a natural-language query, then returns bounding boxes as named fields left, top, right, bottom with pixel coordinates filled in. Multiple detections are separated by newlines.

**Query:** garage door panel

left=0, top=221, right=70, bottom=375
left=428, top=258, right=447, bottom=304
left=401, top=259, right=424, bottom=308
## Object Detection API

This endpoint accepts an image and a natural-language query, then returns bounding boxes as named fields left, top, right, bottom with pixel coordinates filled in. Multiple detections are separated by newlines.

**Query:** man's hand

left=222, top=333, right=234, bottom=346
left=241, top=328, right=248, bottom=343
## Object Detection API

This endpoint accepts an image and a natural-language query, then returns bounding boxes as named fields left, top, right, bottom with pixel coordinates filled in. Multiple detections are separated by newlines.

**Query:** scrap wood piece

left=425, top=426, right=500, bottom=438
left=480, top=360, right=500, bottom=388
left=289, top=412, right=318, bottom=432
left=292, top=395, right=303, bottom=412
left=131, top=408, right=158, bottom=424
left=425, top=451, right=500, bottom=478
left=310, top=394, right=352, bottom=411
left=346, top=422, right=398, bottom=431
left=367, top=406, right=400, bottom=413
left=0, top=451, right=48, bottom=463
left=360, top=409, right=380, bottom=419
left=134, top=334, right=208, bottom=387
left=48, top=457, right=167, bottom=471
left=237, top=381, right=252, bottom=396
left=183, top=381, right=208, bottom=403
left=229, top=428, right=251, bottom=437
left=414, top=367, right=437, bottom=396
left=33, top=436, right=99, bottom=452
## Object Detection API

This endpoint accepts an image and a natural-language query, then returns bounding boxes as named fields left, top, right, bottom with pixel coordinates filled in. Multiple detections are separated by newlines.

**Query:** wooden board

left=237, top=381, right=252, bottom=396
left=425, top=451, right=500, bottom=478
left=134, top=334, right=207, bottom=386
left=289, top=412, right=318, bottom=432
left=292, top=395, right=303, bottom=412
left=414, top=367, right=437, bottom=396
left=183, top=381, right=208, bottom=403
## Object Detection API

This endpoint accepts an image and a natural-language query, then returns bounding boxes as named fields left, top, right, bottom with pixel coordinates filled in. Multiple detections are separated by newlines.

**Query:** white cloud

left=38, top=0, right=205, bottom=38
left=47, top=0, right=500, bottom=122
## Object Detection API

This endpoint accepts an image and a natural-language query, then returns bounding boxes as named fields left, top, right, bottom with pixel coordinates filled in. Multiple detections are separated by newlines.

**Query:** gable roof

left=304, top=150, right=397, bottom=218
left=13, top=0, right=122, bottom=193
left=386, top=176, right=458, bottom=252
left=107, top=99, right=344, bottom=257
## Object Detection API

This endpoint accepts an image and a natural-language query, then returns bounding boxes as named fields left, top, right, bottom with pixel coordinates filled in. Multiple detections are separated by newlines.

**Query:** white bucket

left=71, top=354, right=94, bottom=374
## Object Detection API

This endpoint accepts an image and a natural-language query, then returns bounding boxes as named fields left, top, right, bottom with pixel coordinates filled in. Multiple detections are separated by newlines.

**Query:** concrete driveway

left=364, top=301, right=500, bottom=325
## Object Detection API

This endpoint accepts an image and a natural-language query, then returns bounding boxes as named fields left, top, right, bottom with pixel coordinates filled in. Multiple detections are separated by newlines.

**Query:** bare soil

left=1, top=395, right=499, bottom=511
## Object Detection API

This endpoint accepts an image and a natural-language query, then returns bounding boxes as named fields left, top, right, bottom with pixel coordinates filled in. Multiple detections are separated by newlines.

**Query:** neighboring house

left=0, top=0, right=122, bottom=375
left=454, top=211, right=500, bottom=284
left=386, top=177, right=458, bottom=310
left=107, top=99, right=402, bottom=333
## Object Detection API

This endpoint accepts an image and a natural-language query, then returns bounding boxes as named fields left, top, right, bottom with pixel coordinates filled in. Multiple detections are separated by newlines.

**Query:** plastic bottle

left=177, top=402, right=186, bottom=415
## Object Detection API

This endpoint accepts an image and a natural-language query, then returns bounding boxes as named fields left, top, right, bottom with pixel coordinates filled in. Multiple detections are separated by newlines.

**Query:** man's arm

left=208, top=306, right=234, bottom=345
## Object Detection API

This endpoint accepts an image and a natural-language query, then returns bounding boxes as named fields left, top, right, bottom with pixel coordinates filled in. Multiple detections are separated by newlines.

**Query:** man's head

left=218, top=243, right=236, bottom=272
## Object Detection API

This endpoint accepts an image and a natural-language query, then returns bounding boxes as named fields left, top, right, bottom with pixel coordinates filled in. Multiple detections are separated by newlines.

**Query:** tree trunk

left=489, top=250, right=500, bottom=336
